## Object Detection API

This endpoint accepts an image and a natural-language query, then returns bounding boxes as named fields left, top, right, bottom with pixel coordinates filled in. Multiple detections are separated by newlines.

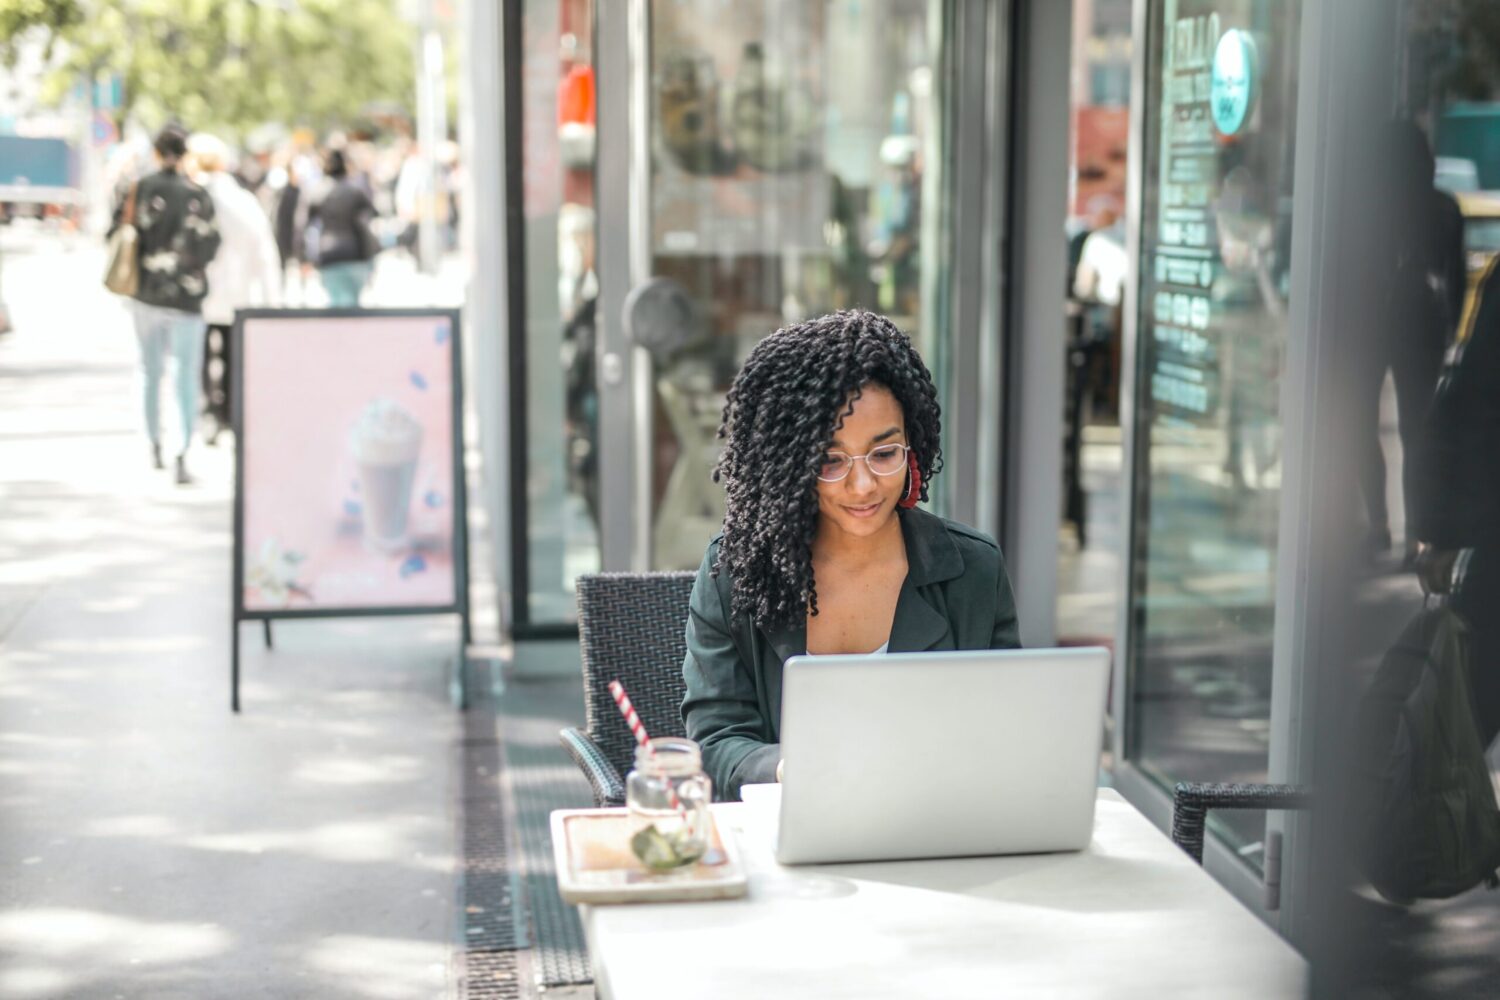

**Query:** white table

left=579, top=786, right=1306, bottom=999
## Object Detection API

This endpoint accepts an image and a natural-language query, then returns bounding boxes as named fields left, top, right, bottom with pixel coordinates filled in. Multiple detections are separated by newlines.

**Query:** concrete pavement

left=0, top=230, right=472, bottom=999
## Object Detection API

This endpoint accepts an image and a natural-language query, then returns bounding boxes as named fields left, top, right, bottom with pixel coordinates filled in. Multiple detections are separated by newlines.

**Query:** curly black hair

left=711, top=310, right=943, bottom=631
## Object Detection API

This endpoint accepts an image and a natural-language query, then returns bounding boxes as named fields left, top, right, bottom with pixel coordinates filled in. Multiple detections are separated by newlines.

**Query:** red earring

left=899, top=452, right=921, bottom=509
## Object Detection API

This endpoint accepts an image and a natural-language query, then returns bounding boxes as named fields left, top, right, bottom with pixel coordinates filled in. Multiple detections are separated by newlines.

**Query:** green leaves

left=1, top=0, right=419, bottom=136
left=0, top=0, right=82, bottom=67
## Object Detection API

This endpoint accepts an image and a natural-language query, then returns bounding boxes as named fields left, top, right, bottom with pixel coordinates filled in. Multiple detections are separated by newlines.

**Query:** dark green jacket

left=681, top=507, right=1021, bottom=801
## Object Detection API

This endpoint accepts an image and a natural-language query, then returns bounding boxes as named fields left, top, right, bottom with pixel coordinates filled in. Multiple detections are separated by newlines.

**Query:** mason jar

left=625, top=737, right=713, bottom=871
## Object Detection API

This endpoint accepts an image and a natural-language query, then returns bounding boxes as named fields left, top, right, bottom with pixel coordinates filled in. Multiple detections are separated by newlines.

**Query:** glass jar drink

left=625, top=737, right=713, bottom=871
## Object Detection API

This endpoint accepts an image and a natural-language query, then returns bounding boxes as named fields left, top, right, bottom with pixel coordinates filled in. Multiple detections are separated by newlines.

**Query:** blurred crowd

left=104, top=125, right=462, bottom=302
left=99, top=122, right=462, bottom=485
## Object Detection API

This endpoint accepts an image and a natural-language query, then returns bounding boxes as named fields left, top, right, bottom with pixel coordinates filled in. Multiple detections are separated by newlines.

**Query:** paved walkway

left=0, top=231, right=471, bottom=999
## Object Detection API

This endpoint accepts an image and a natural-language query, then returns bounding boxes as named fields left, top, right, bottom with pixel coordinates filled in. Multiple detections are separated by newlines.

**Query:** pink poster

left=238, top=312, right=460, bottom=612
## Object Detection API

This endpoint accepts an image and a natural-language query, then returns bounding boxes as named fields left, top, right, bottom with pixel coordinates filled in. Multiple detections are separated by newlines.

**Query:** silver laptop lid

left=775, top=647, right=1110, bottom=865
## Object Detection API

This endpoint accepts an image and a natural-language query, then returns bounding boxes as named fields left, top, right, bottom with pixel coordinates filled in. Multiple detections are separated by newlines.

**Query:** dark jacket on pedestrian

left=112, top=167, right=221, bottom=314
left=1419, top=256, right=1500, bottom=553
left=307, top=180, right=378, bottom=267
left=274, top=181, right=301, bottom=266
left=1419, top=256, right=1500, bottom=744
left=681, top=506, right=1022, bottom=800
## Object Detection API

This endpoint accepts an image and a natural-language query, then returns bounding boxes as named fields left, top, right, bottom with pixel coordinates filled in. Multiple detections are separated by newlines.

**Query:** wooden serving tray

left=550, top=808, right=749, bottom=905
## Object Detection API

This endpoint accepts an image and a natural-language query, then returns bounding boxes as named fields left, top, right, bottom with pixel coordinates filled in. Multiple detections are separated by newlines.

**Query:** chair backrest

left=576, top=572, right=697, bottom=782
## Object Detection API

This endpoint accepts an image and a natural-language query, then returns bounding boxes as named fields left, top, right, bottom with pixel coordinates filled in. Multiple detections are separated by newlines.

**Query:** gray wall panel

left=1003, top=0, right=1071, bottom=648
left=459, top=0, right=511, bottom=634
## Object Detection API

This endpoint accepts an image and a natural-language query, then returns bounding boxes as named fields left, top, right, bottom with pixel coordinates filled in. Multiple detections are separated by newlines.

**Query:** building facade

left=462, top=0, right=1500, bottom=974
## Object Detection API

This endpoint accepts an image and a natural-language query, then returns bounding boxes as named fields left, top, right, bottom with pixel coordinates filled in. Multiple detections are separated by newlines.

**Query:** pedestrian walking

left=307, top=149, right=379, bottom=307
left=186, top=133, right=281, bottom=444
left=1357, top=122, right=1464, bottom=564
left=271, top=151, right=303, bottom=270
left=109, top=124, right=222, bottom=484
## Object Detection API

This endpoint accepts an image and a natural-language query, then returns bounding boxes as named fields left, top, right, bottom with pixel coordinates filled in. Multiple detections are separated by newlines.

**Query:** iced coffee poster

left=239, top=313, right=459, bottom=612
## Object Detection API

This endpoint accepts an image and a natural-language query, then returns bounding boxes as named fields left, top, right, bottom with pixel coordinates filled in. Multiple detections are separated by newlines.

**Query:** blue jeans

left=319, top=261, right=373, bottom=307
left=131, top=301, right=206, bottom=455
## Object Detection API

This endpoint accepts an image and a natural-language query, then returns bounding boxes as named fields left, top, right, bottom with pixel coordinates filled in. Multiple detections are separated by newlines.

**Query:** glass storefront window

left=642, top=0, right=953, bottom=569
left=518, top=0, right=601, bottom=626
left=1126, top=0, right=1301, bottom=862
left=1058, top=0, right=1133, bottom=658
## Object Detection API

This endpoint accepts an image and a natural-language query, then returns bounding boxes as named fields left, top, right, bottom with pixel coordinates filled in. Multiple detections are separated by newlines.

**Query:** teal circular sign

left=1210, top=30, right=1258, bottom=136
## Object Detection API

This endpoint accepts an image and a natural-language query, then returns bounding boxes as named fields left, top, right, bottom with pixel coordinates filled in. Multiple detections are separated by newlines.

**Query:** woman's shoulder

left=687, top=533, right=749, bottom=634
left=899, top=508, right=1007, bottom=601
left=904, top=507, right=1002, bottom=561
left=935, top=513, right=1001, bottom=552
left=694, top=533, right=733, bottom=594
left=699, top=532, right=743, bottom=590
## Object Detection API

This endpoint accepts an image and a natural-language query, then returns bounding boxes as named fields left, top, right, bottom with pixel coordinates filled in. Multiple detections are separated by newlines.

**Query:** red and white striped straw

left=608, top=679, right=685, bottom=814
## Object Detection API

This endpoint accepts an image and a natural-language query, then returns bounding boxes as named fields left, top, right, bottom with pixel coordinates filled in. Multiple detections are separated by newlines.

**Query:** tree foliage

left=0, top=0, right=417, bottom=136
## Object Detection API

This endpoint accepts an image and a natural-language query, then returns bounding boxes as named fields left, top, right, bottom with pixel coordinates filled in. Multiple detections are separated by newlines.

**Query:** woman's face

left=815, top=384, right=909, bottom=542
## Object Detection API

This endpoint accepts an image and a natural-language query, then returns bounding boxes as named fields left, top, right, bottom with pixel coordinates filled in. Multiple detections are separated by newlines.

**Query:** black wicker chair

left=560, top=572, right=697, bottom=807
left=1170, top=782, right=1314, bottom=864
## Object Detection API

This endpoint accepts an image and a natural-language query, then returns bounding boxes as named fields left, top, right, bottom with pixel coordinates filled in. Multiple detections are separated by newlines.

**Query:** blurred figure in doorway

left=1063, top=195, right=1125, bottom=545
left=1359, top=121, right=1464, bottom=564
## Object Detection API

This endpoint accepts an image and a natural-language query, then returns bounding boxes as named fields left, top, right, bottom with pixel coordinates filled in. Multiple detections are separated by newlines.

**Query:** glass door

left=596, top=0, right=958, bottom=572
left=507, top=0, right=602, bottom=631
left=1123, top=0, right=1302, bottom=866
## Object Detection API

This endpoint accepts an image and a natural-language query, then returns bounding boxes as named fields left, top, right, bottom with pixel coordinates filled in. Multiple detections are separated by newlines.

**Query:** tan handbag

left=103, top=183, right=140, bottom=296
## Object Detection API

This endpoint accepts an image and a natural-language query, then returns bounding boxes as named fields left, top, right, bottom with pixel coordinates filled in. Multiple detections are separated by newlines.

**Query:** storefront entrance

left=506, top=0, right=999, bottom=633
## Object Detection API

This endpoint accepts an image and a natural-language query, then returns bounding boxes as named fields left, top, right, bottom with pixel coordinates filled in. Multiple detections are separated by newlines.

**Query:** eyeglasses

left=816, top=443, right=910, bottom=483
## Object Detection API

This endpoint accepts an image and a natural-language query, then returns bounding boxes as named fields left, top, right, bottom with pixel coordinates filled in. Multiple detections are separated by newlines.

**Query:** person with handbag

left=106, top=124, right=223, bottom=484
left=1354, top=253, right=1500, bottom=899
left=1414, top=255, right=1500, bottom=742
left=305, top=148, right=379, bottom=307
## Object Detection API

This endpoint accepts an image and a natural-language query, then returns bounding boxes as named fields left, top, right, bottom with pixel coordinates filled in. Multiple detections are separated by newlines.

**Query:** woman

left=186, top=133, right=282, bottom=443
left=682, top=311, right=1020, bottom=801
left=307, top=149, right=379, bottom=307
left=110, top=125, right=221, bottom=485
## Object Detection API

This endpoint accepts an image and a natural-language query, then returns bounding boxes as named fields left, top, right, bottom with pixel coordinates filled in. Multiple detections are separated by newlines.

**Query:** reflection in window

left=644, top=1, right=951, bottom=569
left=520, top=0, right=601, bottom=625
left=1058, top=0, right=1132, bottom=665
left=1127, top=0, right=1301, bottom=863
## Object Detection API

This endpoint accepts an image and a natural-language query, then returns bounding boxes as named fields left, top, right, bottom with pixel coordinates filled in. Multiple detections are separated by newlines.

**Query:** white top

left=807, top=640, right=888, bottom=656
left=580, top=787, right=1306, bottom=1000
left=200, top=172, right=281, bottom=325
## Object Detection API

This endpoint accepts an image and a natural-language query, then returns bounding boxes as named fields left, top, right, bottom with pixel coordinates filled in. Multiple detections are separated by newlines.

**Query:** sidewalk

left=0, top=232, right=468, bottom=999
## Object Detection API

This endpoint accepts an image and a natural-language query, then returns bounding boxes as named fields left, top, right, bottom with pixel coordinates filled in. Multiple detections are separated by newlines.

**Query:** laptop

left=773, top=646, right=1111, bottom=865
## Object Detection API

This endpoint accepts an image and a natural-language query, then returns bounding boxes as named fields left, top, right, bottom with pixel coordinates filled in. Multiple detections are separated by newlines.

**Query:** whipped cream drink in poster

left=353, top=399, right=424, bottom=552
left=239, top=313, right=458, bottom=612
